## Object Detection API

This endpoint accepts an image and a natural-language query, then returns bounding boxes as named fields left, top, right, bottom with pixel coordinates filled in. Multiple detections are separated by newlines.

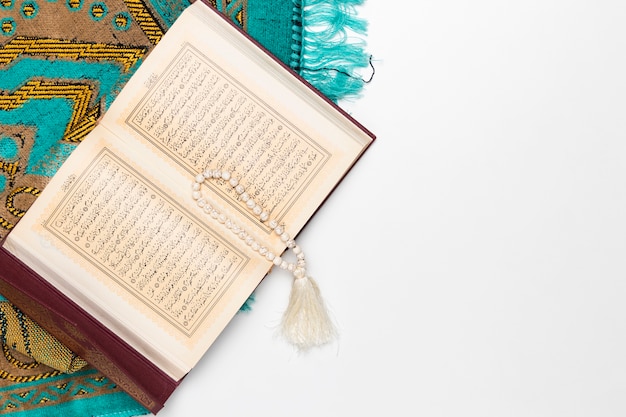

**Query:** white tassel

left=281, top=270, right=336, bottom=351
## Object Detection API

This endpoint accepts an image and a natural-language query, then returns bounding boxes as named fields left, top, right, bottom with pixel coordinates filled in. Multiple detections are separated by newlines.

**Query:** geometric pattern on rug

left=0, top=0, right=247, bottom=239
left=0, top=352, right=125, bottom=413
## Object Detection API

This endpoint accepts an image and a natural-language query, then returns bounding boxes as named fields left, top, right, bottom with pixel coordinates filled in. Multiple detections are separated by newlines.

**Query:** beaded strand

left=192, top=169, right=308, bottom=281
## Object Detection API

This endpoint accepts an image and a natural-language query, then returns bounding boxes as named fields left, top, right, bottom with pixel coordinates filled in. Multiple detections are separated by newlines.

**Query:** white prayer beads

left=192, top=169, right=307, bottom=279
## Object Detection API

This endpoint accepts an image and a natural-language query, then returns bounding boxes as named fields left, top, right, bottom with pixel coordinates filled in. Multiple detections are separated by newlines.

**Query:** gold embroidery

left=0, top=368, right=62, bottom=383
left=0, top=80, right=94, bottom=142
left=6, top=186, right=40, bottom=218
left=2, top=345, right=39, bottom=370
left=63, top=103, right=102, bottom=143
left=124, top=0, right=166, bottom=44
left=0, top=161, right=19, bottom=187
left=0, top=37, right=147, bottom=72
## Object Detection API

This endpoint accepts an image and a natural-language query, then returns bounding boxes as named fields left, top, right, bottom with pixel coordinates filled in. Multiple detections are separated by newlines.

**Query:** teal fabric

left=6, top=393, right=147, bottom=417
left=247, top=0, right=295, bottom=66
left=0, top=99, right=77, bottom=178
left=0, top=369, right=148, bottom=416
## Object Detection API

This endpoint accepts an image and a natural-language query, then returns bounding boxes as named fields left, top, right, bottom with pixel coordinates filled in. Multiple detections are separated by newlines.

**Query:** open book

left=0, top=0, right=374, bottom=413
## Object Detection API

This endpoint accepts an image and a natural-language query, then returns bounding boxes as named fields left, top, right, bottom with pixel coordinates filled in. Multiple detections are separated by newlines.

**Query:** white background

left=157, top=1, right=626, bottom=416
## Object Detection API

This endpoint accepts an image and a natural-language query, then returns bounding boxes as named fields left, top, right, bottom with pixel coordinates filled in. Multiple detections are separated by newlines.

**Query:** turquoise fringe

left=291, top=0, right=371, bottom=102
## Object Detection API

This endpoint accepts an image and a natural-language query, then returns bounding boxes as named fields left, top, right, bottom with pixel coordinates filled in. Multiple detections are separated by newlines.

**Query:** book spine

left=0, top=247, right=179, bottom=414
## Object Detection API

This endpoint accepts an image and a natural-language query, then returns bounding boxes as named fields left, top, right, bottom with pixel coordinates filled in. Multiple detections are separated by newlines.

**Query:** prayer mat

left=0, top=0, right=370, bottom=415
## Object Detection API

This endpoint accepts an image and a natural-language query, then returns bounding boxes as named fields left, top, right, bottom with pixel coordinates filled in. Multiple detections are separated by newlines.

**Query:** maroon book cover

left=0, top=245, right=179, bottom=413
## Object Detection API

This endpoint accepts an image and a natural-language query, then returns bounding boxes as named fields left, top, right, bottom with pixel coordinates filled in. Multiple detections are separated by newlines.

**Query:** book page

left=44, top=146, right=247, bottom=340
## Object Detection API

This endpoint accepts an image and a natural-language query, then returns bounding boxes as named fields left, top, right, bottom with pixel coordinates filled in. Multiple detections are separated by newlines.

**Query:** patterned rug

left=0, top=0, right=370, bottom=415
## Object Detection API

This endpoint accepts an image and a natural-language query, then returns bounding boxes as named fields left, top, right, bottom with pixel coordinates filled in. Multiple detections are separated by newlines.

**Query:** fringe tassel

left=291, top=0, right=371, bottom=101
left=281, top=274, right=336, bottom=351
